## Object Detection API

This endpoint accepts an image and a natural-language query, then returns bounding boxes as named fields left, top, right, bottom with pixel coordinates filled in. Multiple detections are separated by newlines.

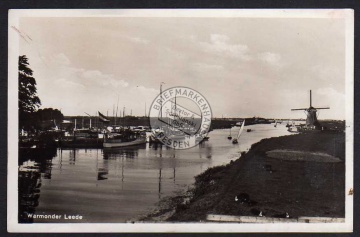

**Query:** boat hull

left=103, top=137, right=146, bottom=148
left=287, top=126, right=299, bottom=133
left=59, top=138, right=103, bottom=148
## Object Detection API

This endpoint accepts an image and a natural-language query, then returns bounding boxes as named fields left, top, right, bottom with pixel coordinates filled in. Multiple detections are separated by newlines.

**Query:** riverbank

left=62, top=116, right=278, bottom=130
left=140, top=130, right=345, bottom=222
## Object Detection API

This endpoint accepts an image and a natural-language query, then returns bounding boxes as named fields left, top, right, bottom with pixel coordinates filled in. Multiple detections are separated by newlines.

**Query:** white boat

left=232, top=120, right=245, bottom=144
left=287, top=125, right=299, bottom=133
left=103, top=132, right=146, bottom=148
left=165, top=127, right=187, bottom=140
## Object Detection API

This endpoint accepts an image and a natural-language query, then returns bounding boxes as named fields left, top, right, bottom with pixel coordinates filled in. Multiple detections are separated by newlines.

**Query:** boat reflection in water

left=18, top=147, right=57, bottom=223
left=102, top=144, right=146, bottom=160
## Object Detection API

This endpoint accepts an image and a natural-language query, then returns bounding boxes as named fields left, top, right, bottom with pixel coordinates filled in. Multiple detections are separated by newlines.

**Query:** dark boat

left=227, top=128, right=232, bottom=140
left=59, top=129, right=103, bottom=148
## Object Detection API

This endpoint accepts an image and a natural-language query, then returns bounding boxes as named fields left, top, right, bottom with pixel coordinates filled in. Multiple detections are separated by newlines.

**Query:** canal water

left=19, top=124, right=291, bottom=223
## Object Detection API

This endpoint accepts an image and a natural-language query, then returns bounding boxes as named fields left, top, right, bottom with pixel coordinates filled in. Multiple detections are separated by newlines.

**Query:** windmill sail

left=291, top=90, right=330, bottom=128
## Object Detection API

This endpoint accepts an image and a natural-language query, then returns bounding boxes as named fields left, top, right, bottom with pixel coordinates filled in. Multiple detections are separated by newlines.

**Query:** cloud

left=47, top=53, right=130, bottom=89
left=81, top=70, right=129, bottom=88
left=199, top=34, right=251, bottom=60
left=126, top=36, right=149, bottom=44
left=193, top=62, right=223, bottom=71
left=134, top=85, right=158, bottom=93
left=130, top=85, right=159, bottom=100
left=54, top=78, right=85, bottom=88
left=311, top=64, right=343, bottom=81
left=258, top=52, right=283, bottom=68
left=316, top=87, right=344, bottom=97
left=314, top=87, right=345, bottom=119
left=52, top=53, right=71, bottom=66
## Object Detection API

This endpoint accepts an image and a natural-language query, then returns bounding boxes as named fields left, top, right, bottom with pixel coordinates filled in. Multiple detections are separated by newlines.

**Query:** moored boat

left=287, top=125, right=299, bottom=133
left=59, top=129, right=104, bottom=148
left=103, top=130, right=146, bottom=148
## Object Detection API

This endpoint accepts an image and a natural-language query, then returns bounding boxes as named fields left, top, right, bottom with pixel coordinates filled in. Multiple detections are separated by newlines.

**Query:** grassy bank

left=165, top=130, right=345, bottom=222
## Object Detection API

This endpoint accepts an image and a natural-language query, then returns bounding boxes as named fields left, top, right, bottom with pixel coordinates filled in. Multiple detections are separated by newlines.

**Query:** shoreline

left=139, top=130, right=345, bottom=222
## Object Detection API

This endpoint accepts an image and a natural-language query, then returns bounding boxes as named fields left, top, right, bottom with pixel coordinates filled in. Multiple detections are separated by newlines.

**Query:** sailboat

left=286, top=119, right=292, bottom=128
left=232, top=120, right=245, bottom=144
left=167, top=94, right=187, bottom=140
left=227, top=127, right=232, bottom=140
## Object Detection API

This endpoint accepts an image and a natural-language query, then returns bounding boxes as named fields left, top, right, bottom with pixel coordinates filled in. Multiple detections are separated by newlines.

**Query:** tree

left=34, top=108, right=64, bottom=130
left=19, top=55, right=41, bottom=130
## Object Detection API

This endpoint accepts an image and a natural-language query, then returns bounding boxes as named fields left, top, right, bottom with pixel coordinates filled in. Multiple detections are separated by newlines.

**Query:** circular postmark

left=149, top=86, right=212, bottom=149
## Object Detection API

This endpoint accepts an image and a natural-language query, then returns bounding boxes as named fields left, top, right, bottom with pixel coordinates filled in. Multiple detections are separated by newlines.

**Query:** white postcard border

left=7, top=9, right=354, bottom=233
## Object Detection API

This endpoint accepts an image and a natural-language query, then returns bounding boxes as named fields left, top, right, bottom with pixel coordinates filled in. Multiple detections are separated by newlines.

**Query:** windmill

left=291, top=90, right=330, bottom=129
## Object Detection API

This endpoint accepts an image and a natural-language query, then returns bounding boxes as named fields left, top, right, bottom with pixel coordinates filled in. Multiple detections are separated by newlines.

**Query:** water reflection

left=18, top=124, right=291, bottom=223
left=69, top=149, right=76, bottom=165
left=18, top=148, right=57, bottom=223
left=100, top=143, right=180, bottom=199
left=102, top=144, right=145, bottom=160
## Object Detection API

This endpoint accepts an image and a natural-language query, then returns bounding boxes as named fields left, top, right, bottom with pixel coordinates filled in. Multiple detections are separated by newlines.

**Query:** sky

left=18, top=13, right=347, bottom=119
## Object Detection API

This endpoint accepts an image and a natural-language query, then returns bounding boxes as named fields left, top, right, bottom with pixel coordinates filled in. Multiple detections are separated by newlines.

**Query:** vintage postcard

left=8, top=9, right=354, bottom=232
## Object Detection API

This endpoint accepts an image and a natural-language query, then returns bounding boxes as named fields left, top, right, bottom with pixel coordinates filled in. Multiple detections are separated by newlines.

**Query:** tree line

left=19, top=55, right=64, bottom=133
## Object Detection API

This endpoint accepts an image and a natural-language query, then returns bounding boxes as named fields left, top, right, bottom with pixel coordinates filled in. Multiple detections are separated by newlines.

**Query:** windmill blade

left=314, top=107, right=330, bottom=110
left=291, top=108, right=308, bottom=111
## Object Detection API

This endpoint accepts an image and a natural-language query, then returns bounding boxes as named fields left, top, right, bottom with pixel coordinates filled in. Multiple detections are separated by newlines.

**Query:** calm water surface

left=19, top=124, right=291, bottom=223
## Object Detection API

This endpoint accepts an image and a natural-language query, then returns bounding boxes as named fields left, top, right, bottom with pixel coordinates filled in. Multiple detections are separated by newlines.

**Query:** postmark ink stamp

left=149, top=86, right=212, bottom=149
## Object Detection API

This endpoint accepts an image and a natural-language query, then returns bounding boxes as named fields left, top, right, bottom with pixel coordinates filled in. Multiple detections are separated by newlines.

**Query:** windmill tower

left=291, top=90, right=330, bottom=129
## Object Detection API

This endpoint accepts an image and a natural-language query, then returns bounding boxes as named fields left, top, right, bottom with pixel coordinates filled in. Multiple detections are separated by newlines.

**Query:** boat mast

left=115, top=95, right=119, bottom=126
left=160, top=83, right=163, bottom=120
left=123, top=106, right=125, bottom=127
left=84, top=112, right=91, bottom=129
left=160, top=82, right=165, bottom=129
left=174, top=94, right=177, bottom=128
left=113, top=104, right=115, bottom=125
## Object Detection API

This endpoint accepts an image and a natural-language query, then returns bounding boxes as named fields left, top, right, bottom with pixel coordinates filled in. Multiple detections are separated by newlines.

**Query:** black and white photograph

left=7, top=9, right=354, bottom=233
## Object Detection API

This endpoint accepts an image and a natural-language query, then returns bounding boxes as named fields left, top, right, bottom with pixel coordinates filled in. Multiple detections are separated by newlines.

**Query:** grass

left=168, top=130, right=345, bottom=222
